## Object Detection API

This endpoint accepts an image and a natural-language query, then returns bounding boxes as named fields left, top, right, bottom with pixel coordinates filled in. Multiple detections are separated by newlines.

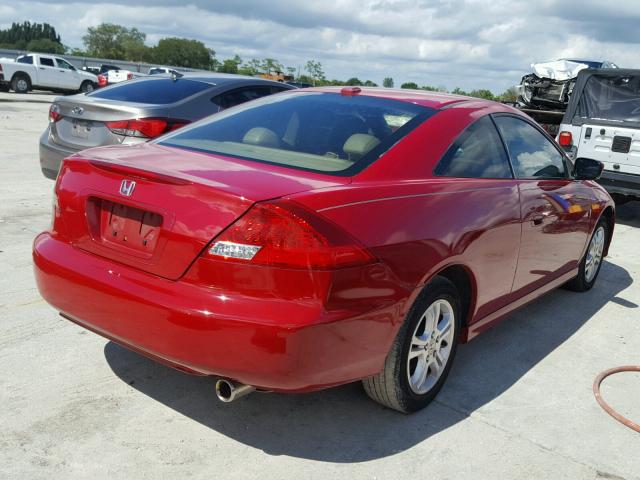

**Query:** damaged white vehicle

left=517, top=59, right=618, bottom=110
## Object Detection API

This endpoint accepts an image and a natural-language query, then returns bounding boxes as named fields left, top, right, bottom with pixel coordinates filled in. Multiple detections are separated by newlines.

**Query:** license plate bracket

left=71, top=119, right=91, bottom=139
left=94, top=198, right=163, bottom=255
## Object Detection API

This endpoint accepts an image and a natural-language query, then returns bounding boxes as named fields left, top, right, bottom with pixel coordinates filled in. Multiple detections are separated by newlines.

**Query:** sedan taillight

left=105, top=118, right=189, bottom=139
left=97, top=74, right=107, bottom=87
left=207, top=200, right=376, bottom=270
left=49, top=104, right=62, bottom=122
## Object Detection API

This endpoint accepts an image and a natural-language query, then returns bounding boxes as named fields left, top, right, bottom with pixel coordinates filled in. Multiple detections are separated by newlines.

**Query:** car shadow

left=104, top=261, right=632, bottom=463
left=615, top=201, right=640, bottom=228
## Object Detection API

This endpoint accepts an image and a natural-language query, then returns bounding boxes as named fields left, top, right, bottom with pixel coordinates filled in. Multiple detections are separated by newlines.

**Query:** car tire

left=11, top=74, right=30, bottom=94
left=362, top=276, right=461, bottom=413
left=565, top=217, right=608, bottom=292
left=80, top=81, right=95, bottom=93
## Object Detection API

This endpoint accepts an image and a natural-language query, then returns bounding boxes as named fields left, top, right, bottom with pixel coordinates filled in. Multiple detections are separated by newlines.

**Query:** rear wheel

left=11, top=74, right=30, bottom=94
left=363, top=276, right=461, bottom=413
left=565, top=218, right=608, bottom=292
left=80, top=81, right=95, bottom=93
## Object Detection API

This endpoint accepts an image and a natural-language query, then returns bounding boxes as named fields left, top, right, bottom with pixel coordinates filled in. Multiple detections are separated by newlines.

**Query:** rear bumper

left=39, top=129, right=78, bottom=180
left=33, top=232, right=394, bottom=392
left=599, top=170, right=640, bottom=197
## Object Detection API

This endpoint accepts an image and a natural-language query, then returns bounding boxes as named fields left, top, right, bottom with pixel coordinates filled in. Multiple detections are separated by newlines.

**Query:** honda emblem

left=119, top=180, right=136, bottom=197
left=71, top=106, right=84, bottom=115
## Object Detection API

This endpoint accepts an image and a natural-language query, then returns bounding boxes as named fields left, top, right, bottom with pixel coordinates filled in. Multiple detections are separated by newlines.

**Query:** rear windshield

left=157, top=92, right=434, bottom=175
left=88, top=78, right=210, bottom=104
left=574, top=74, right=640, bottom=126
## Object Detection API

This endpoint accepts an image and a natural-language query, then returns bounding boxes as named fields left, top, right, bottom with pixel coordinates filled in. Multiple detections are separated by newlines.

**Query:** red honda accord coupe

left=33, top=87, right=614, bottom=413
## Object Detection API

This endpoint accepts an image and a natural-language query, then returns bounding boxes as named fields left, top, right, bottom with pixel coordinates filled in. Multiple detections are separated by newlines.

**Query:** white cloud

left=2, top=0, right=640, bottom=92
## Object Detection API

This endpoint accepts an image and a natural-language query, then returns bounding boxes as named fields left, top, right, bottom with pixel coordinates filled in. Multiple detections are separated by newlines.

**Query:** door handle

left=531, top=211, right=551, bottom=226
left=39, top=67, right=45, bottom=70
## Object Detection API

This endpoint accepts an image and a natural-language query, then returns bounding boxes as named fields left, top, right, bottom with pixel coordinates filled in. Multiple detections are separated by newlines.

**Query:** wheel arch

left=430, top=264, right=476, bottom=341
left=599, top=206, right=615, bottom=256
left=11, top=71, right=32, bottom=87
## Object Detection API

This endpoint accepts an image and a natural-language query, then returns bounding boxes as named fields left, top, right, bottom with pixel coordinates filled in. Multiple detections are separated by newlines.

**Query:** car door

left=36, top=56, right=60, bottom=89
left=494, top=115, right=593, bottom=295
left=55, top=58, right=79, bottom=90
left=433, top=115, right=521, bottom=318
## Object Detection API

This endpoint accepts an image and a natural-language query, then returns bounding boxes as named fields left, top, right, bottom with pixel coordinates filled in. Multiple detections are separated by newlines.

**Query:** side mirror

left=574, top=157, right=604, bottom=180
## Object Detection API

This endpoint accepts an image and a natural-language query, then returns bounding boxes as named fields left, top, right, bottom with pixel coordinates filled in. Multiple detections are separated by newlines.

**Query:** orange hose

left=593, top=366, right=640, bottom=433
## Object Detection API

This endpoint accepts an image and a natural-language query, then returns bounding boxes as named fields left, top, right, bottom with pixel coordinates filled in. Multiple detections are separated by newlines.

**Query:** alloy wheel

left=407, top=298, right=455, bottom=394
left=585, top=226, right=605, bottom=283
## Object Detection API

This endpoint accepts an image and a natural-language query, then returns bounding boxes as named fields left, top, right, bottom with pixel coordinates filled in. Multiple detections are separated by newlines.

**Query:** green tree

left=239, top=58, right=262, bottom=76
left=421, top=85, right=440, bottom=92
left=499, top=86, right=518, bottom=103
left=451, top=87, right=467, bottom=95
left=261, top=58, right=284, bottom=74
left=345, top=77, right=363, bottom=86
left=363, top=80, right=378, bottom=87
left=305, top=60, right=325, bottom=86
left=219, top=55, right=242, bottom=74
left=401, top=82, right=418, bottom=89
left=152, top=37, right=214, bottom=69
left=82, top=23, right=146, bottom=60
left=468, top=89, right=495, bottom=100
left=26, top=38, right=65, bottom=54
left=383, top=77, right=394, bottom=88
left=0, top=21, right=61, bottom=45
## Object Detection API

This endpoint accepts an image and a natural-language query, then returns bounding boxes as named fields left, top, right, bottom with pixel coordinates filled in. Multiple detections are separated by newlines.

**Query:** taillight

left=558, top=131, right=573, bottom=147
left=207, top=201, right=376, bottom=270
left=97, top=74, right=107, bottom=87
left=127, top=72, right=134, bottom=80
left=49, top=104, right=62, bottom=122
left=105, top=118, right=188, bottom=138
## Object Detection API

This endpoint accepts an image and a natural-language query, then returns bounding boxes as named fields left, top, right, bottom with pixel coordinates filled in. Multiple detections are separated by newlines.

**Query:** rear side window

left=495, top=116, right=566, bottom=179
left=434, top=116, right=512, bottom=179
left=88, top=78, right=210, bottom=104
left=159, top=92, right=434, bottom=175
left=575, top=74, right=640, bottom=125
left=212, top=86, right=281, bottom=110
left=17, top=55, right=33, bottom=64
left=40, top=57, right=55, bottom=67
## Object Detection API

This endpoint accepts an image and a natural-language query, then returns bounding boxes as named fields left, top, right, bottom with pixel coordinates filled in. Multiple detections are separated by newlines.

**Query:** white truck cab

left=0, top=53, right=97, bottom=94
left=557, top=68, right=640, bottom=202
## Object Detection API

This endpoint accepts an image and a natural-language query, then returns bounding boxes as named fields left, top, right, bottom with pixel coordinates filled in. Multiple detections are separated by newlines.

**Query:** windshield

left=88, top=78, right=210, bottom=104
left=575, top=74, right=640, bottom=125
left=157, top=92, right=434, bottom=175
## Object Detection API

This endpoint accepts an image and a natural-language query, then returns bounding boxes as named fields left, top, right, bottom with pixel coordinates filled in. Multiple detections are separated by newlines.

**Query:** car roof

left=290, top=86, right=480, bottom=109
left=145, top=72, right=290, bottom=88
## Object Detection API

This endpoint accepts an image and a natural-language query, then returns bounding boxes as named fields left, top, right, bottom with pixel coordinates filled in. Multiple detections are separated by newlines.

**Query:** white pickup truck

left=0, top=53, right=98, bottom=94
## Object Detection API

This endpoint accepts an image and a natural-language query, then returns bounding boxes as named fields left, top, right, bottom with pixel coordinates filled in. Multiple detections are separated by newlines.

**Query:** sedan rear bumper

left=39, top=129, right=78, bottom=180
left=33, top=232, right=393, bottom=392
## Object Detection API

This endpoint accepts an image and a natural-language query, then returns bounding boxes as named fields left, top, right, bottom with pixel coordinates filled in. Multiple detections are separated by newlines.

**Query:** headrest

left=242, top=127, right=280, bottom=148
left=343, top=134, right=380, bottom=159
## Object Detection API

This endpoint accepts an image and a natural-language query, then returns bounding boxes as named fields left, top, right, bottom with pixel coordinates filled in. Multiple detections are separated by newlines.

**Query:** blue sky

left=2, top=0, right=639, bottom=92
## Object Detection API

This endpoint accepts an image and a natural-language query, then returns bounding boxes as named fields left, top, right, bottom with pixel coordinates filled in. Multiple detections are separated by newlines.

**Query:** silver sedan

left=39, top=73, right=294, bottom=179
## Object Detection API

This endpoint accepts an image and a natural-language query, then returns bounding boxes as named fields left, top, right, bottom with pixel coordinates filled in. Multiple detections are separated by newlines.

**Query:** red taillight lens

left=105, top=118, right=188, bottom=138
left=49, top=104, right=62, bottom=122
left=558, top=131, right=573, bottom=147
left=127, top=72, right=134, bottom=80
left=207, top=201, right=376, bottom=270
left=97, top=74, right=107, bottom=87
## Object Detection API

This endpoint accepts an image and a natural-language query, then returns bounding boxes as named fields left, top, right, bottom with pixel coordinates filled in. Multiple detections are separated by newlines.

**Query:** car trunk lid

left=55, top=142, right=348, bottom=280
left=50, top=97, right=167, bottom=150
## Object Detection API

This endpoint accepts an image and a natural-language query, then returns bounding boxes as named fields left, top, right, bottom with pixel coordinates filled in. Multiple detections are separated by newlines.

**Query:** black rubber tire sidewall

left=567, top=217, right=608, bottom=292
left=12, top=75, right=30, bottom=93
left=397, top=277, right=462, bottom=412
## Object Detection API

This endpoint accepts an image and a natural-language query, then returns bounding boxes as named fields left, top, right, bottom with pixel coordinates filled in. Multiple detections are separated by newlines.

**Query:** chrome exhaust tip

left=215, top=379, right=255, bottom=403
